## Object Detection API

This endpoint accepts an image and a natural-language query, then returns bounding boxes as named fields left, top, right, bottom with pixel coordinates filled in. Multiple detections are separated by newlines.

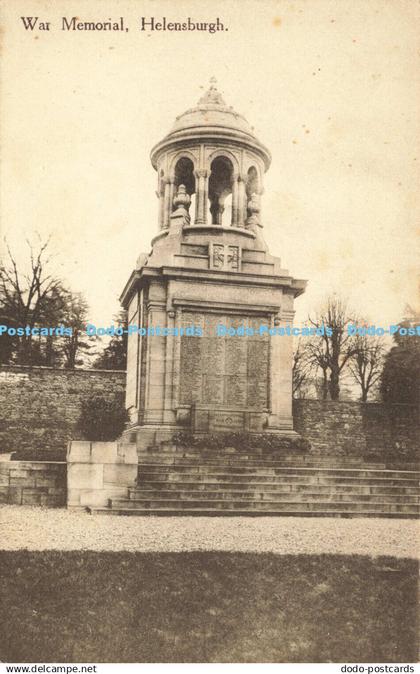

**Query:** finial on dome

left=197, top=77, right=226, bottom=106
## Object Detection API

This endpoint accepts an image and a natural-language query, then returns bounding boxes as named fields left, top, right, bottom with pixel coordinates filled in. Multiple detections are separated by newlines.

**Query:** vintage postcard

left=0, top=0, right=419, bottom=668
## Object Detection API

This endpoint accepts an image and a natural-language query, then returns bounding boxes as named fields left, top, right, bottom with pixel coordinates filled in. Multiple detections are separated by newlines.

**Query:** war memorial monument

left=120, top=79, right=306, bottom=448
left=21, top=81, right=420, bottom=518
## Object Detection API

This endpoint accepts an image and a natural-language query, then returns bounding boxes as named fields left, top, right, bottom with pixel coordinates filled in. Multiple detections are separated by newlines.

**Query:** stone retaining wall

left=0, top=364, right=417, bottom=464
left=0, top=365, right=126, bottom=456
left=0, top=460, right=66, bottom=506
left=293, top=400, right=419, bottom=460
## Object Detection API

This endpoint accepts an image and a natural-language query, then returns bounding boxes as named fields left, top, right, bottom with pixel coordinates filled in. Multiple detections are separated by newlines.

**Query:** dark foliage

left=92, top=310, right=127, bottom=371
left=78, top=395, right=129, bottom=441
left=380, top=311, right=420, bottom=408
left=172, top=431, right=310, bottom=452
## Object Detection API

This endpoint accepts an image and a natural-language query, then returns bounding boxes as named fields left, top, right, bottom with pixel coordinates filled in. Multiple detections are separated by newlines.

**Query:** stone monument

left=120, top=79, right=306, bottom=449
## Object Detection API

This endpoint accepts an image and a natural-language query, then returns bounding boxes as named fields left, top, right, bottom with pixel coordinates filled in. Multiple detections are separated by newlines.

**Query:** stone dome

left=171, top=81, right=254, bottom=137
left=151, top=79, right=271, bottom=169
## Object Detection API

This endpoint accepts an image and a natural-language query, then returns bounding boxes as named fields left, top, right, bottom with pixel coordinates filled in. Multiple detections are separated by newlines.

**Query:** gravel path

left=0, top=505, right=418, bottom=558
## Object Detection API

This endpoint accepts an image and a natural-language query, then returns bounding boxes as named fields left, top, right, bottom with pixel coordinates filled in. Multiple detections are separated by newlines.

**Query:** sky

left=1, top=0, right=419, bottom=327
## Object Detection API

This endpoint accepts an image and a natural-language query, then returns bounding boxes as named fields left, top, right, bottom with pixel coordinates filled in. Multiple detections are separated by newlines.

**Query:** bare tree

left=292, top=339, right=313, bottom=398
left=306, top=338, right=330, bottom=400
left=1, top=239, right=66, bottom=364
left=0, top=240, right=87, bottom=366
left=348, top=332, right=386, bottom=402
left=307, top=296, right=357, bottom=400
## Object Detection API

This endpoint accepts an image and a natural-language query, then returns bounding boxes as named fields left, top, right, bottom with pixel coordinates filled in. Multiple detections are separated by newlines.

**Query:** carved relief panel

left=209, top=243, right=241, bottom=271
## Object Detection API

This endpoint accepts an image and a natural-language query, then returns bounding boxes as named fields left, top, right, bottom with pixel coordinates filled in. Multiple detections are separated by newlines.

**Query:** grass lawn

left=0, top=551, right=417, bottom=663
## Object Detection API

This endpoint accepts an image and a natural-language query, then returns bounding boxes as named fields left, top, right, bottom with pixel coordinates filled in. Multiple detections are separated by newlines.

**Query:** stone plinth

left=67, top=441, right=138, bottom=510
left=121, top=229, right=305, bottom=447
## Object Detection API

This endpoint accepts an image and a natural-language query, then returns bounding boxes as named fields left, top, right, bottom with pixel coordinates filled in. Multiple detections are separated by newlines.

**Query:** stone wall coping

left=0, top=460, right=66, bottom=466
left=67, top=441, right=138, bottom=465
left=0, top=364, right=126, bottom=374
left=293, top=399, right=417, bottom=409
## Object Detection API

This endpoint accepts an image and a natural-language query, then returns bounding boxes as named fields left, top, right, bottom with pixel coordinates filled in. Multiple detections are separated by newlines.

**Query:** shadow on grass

left=0, top=551, right=417, bottom=662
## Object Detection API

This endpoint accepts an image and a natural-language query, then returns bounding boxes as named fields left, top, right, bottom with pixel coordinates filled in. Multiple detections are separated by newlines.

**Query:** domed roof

left=170, top=78, right=254, bottom=137
left=151, top=79, right=271, bottom=169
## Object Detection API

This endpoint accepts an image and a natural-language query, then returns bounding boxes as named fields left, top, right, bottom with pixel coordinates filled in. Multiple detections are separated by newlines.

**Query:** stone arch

left=208, top=155, right=235, bottom=225
left=169, top=151, right=198, bottom=182
left=171, top=157, right=196, bottom=223
left=206, top=148, right=240, bottom=175
left=173, top=157, right=196, bottom=196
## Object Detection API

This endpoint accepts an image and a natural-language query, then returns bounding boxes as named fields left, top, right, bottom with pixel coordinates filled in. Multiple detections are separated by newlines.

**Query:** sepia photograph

left=0, top=0, right=419, bottom=668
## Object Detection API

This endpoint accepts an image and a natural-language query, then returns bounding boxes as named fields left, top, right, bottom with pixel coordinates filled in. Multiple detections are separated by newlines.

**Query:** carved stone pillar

left=168, top=179, right=175, bottom=222
left=194, top=170, right=208, bottom=224
left=237, top=174, right=247, bottom=228
left=162, top=309, right=177, bottom=425
left=143, top=298, right=167, bottom=425
left=172, top=309, right=182, bottom=410
left=162, top=178, right=173, bottom=230
left=157, top=182, right=165, bottom=230
left=231, top=173, right=239, bottom=226
left=267, top=310, right=295, bottom=430
left=246, top=192, right=261, bottom=229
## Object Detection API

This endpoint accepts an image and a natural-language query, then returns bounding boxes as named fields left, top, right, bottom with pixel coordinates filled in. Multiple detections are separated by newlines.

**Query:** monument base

left=123, top=423, right=305, bottom=455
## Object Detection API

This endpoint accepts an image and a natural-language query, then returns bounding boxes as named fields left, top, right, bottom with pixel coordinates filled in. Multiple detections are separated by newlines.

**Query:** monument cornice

left=171, top=297, right=280, bottom=316
left=151, top=130, right=271, bottom=170
left=120, top=265, right=307, bottom=308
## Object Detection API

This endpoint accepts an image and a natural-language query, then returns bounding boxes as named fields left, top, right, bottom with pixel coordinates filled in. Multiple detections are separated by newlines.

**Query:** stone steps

left=110, top=498, right=419, bottom=513
left=123, top=490, right=420, bottom=503
left=138, top=464, right=420, bottom=479
left=138, top=472, right=419, bottom=487
left=138, top=454, right=419, bottom=470
left=90, top=507, right=419, bottom=519
left=91, top=455, right=420, bottom=518
left=131, top=482, right=419, bottom=495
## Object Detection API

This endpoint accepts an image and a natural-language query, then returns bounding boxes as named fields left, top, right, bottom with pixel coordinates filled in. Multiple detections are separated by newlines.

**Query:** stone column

left=136, top=289, right=145, bottom=418
left=162, top=179, right=171, bottom=229
left=237, top=174, right=247, bottom=228
left=157, top=184, right=165, bottom=230
left=162, top=309, right=177, bottom=425
left=172, top=309, right=182, bottom=410
left=231, top=173, right=239, bottom=226
left=194, top=170, right=208, bottom=224
left=143, top=292, right=167, bottom=425
left=267, top=309, right=295, bottom=431
left=162, top=178, right=175, bottom=229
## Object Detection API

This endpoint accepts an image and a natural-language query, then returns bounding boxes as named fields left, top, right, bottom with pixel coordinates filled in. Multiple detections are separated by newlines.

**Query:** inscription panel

left=210, top=411, right=244, bottom=432
left=179, top=311, right=269, bottom=410
left=180, top=337, right=202, bottom=404
left=247, top=339, right=269, bottom=408
left=202, top=376, right=225, bottom=405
